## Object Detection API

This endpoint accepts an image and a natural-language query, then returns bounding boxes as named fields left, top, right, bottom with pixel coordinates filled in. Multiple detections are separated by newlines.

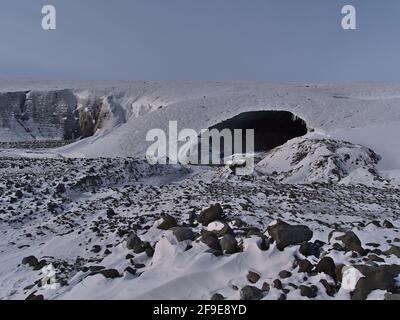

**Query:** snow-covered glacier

left=0, top=81, right=399, bottom=301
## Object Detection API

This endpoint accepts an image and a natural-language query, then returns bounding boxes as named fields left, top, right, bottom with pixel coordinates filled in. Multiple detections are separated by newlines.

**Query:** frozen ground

left=0, top=81, right=399, bottom=300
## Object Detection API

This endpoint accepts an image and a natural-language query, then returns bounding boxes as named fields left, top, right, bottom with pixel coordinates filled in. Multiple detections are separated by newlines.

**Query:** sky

left=0, top=0, right=399, bottom=81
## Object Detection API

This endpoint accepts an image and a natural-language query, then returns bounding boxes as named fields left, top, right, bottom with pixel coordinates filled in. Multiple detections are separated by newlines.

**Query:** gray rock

left=351, top=265, right=400, bottom=300
left=383, top=220, right=394, bottom=229
left=198, top=204, right=222, bottom=226
left=172, top=227, right=194, bottom=242
left=298, top=259, right=313, bottom=273
left=336, top=231, right=365, bottom=255
left=384, top=245, right=400, bottom=258
left=220, top=234, right=239, bottom=254
left=22, top=256, right=39, bottom=268
left=261, top=282, right=270, bottom=293
left=247, top=271, right=261, bottom=284
left=126, top=233, right=145, bottom=253
left=267, top=220, right=313, bottom=251
left=316, top=257, right=336, bottom=280
left=299, top=241, right=322, bottom=258
left=210, top=293, right=225, bottom=301
left=240, top=286, right=264, bottom=300
left=201, top=231, right=221, bottom=251
left=279, top=270, right=292, bottom=279
left=384, top=293, right=400, bottom=300
left=157, top=214, right=177, bottom=230
left=299, top=285, right=318, bottom=298
left=98, top=269, right=121, bottom=279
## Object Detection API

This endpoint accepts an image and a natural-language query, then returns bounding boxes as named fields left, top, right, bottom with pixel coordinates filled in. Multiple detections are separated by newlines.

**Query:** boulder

left=267, top=220, right=313, bottom=251
left=126, top=233, right=145, bottom=253
left=172, top=227, right=194, bottom=242
left=240, top=286, right=264, bottom=300
left=157, top=214, right=177, bottom=230
left=316, top=257, right=336, bottom=280
left=220, top=234, right=239, bottom=254
left=198, top=204, right=223, bottom=226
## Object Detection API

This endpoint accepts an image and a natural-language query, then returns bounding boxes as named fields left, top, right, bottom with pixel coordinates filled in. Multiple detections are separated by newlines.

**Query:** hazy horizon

left=1, top=0, right=400, bottom=81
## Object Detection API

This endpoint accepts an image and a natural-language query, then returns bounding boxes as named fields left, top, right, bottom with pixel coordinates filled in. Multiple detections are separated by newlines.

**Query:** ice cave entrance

left=204, top=111, right=309, bottom=159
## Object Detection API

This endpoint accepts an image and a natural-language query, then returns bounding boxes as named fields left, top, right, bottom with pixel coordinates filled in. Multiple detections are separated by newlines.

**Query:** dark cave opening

left=208, top=111, right=308, bottom=155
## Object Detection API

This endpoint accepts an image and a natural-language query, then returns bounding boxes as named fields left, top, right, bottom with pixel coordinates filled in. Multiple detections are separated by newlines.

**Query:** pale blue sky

left=0, top=0, right=399, bottom=81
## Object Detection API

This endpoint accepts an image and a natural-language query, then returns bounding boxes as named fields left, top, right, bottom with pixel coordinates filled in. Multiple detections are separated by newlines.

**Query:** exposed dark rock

left=336, top=231, right=365, bottom=255
left=299, top=241, right=323, bottom=258
left=22, top=256, right=39, bottom=268
left=298, top=259, right=313, bottom=273
left=247, top=271, right=261, bottom=284
left=279, top=270, right=292, bottom=279
left=273, top=279, right=283, bottom=290
left=201, top=231, right=221, bottom=251
left=261, top=282, right=270, bottom=293
left=157, top=214, right=177, bottom=230
left=172, top=227, right=194, bottom=242
left=351, top=265, right=400, bottom=300
left=383, top=220, right=394, bottom=229
left=198, top=204, right=222, bottom=226
left=299, top=285, right=318, bottom=298
left=126, top=233, right=145, bottom=253
left=240, top=286, right=264, bottom=300
left=267, top=219, right=313, bottom=251
left=384, top=245, right=400, bottom=258
left=316, top=257, right=336, bottom=280
left=220, top=234, right=239, bottom=254
left=210, top=293, right=225, bottom=301
left=320, top=279, right=336, bottom=297
left=93, top=269, right=121, bottom=279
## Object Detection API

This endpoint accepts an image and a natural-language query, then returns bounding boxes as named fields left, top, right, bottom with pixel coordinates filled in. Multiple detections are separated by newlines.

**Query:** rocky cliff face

left=0, top=89, right=108, bottom=142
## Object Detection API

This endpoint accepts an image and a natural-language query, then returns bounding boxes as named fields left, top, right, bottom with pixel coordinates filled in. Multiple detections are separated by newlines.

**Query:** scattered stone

left=25, top=293, right=44, bottom=301
left=126, top=233, right=145, bottom=253
left=91, top=245, right=101, bottom=253
left=240, top=286, right=264, bottom=300
left=22, top=256, right=39, bottom=268
left=56, top=183, right=66, bottom=194
left=298, top=259, right=313, bottom=273
left=384, top=245, right=400, bottom=258
left=273, top=279, right=283, bottom=290
left=267, top=220, right=313, bottom=251
left=383, top=220, right=394, bottom=229
left=210, top=293, right=225, bottom=301
left=384, top=293, right=400, bottom=301
left=367, top=254, right=385, bottom=263
left=261, top=282, right=270, bottom=293
left=198, top=204, right=222, bottom=226
left=172, top=227, right=194, bottom=242
left=95, top=269, right=121, bottom=279
left=336, top=231, right=365, bottom=255
left=351, top=265, right=400, bottom=300
left=157, top=214, right=177, bottom=230
left=247, top=271, right=261, bottom=284
left=106, top=208, right=116, bottom=218
left=124, top=267, right=137, bottom=275
left=320, top=279, right=336, bottom=297
left=299, top=285, right=318, bottom=298
left=220, top=234, right=239, bottom=254
left=316, top=257, right=336, bottom=280
left=201, top=231, right=221, bottom=251
left=299, top=241, right=322, bottom=258
left=279, top=270, right=292, bottom=279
